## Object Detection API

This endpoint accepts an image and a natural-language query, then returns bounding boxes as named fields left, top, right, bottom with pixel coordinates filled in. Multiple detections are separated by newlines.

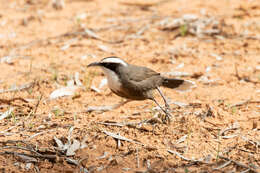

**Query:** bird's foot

left=160, top=110, right=172, bottom=124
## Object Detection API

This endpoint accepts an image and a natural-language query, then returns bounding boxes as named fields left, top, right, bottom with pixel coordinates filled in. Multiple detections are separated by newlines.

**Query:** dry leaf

left=49, top=86, right=78, bottom=100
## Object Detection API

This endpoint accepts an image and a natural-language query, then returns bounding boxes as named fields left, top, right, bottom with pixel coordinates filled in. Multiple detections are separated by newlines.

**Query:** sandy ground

left=0, top=0, right=259, bottom=172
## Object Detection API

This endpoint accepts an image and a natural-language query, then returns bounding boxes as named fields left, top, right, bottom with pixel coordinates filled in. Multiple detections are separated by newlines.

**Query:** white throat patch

left=102, top=57, right=128, bottom=66
left=102, top=67, right=122, bottom=92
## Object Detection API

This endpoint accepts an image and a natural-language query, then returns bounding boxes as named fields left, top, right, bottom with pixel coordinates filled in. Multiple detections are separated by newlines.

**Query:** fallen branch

left=0, top=83, right=33, bottom=94
left=167, top=150, right=206, bottom=164
left=230, top=100, right=260, bottom=108
left=213, top=160, right=232, bottom=170
left=219, top=156, right=258, bottom=173
left=103, top=130, right=143, bottom=145
left=0, top=97, right=29, bottom=104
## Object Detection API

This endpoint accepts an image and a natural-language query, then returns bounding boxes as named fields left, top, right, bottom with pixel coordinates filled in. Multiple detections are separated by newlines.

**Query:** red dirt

left=0, top=0, right=259, bottom=172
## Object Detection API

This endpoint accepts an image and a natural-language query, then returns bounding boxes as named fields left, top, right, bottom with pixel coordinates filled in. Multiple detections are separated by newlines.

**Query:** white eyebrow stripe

left=102, top=58, right=128, bottom=66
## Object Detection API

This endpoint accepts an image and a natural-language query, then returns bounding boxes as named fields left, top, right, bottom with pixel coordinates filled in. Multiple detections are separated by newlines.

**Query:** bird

left=87, top=56, right=195, bottom=122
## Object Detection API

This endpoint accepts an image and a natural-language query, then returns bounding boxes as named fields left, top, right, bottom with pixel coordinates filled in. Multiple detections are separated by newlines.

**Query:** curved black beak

left=87, top=62, right=102, bottom=67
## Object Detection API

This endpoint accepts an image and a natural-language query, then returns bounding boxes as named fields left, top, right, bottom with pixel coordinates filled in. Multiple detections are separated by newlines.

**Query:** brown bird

left=88, top=56, right=195, bottom=122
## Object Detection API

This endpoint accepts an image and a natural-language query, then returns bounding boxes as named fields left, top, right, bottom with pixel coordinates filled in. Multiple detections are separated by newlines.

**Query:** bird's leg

left=151, top=98, right=172, bottom=122
left=156, top=87, right=170, bottom=110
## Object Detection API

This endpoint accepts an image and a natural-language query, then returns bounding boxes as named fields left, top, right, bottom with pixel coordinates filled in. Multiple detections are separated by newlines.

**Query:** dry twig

left=0, top=83, right=33, bottom=94
left=219, top=156, right=259, bottom=173
left=103, top=130, right=143, bottom=145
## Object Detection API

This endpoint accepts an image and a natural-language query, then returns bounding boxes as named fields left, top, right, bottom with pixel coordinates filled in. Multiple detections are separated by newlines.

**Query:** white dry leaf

left=176, top=63, right=184, bottom=69
left=172, top=101, right=189, bottom=107
left=221, top=134, right=238, bottom=139
left=49, top=86, right=78, bottom=100
left=67, top=126, right=74, bottom=146
left=85, top=105, right=115, bottom=112
left=66, top=80, right=75, bottom=87
left=79, top=167, right=89, bottom=173
left=74, top=72, right=83, bottom=86
left=168, top=150, right=202, bottom=162
left=97, top=45, right=112, bottom=53
left=97, top=152, right=109, bottom=159
left=0, top=56, right=14, bottom=64
left=80, top=54, right=96, bottom=60
left=122, top=168, right=131, bottom=171
left=90, top=85, right=101, bottom=93
left=13, top=162, right=20, bottom=167
left=76, top=13, right=88, bottom=20
left=103, top=130, right=138, bottom=143
left=81, top=55, right=87, bottom=60
left=97, top=166, right=104, bottom=172
left=84, top=28, right=100, bottom=39
left=175, top=135, right=187, bottom=144
left=66, top=139, right=81, bottom=156
left=61, top=38, right=78, bottom=51
left=0, top=83, right=33, bottom=93
left=198, top=76, right=219, bottom=85
left=205, top=66, right=211, bottom=73
left=54, top=136, right=65, bottom=150
left=0, top=107, right=14, bottom=121
left=183, top=14, right=198, bottom=22
left=60, top=44, right=70, bottom=51
left=210, top=53, right=223, bottom=61
left=25, top=163, right=32, bottom=170
left=66, top=158, right=79, bottom=165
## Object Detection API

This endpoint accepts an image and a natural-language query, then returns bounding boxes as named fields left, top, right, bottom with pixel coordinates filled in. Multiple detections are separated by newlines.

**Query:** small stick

left=219, top=156, right=258, bottom=173
left=168, top=150, right=205, bottom=163
left=103, top=130, right=143, bottom=145
left=0, top=98, right=29, bottom=104
left=97, top=122, right=125, bottom=127
left=136, top=148, right=140, bottom=168
left=0, top=83, right=33, bottom=94
left=31, top=94, right=43, bottom=116
left=213, top=160, right=232, bottom=170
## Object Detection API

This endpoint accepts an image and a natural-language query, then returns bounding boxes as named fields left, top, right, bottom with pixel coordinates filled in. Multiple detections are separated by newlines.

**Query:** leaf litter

left=0, top=0, right=260, bottom=172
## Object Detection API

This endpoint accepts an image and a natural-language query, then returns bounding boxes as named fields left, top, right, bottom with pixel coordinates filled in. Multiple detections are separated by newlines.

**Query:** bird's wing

left=126, top=65, right=160, bottom=82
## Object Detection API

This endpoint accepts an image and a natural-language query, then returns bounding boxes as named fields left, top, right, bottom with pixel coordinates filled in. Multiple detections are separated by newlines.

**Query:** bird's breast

left=102, top=68, right=122, bottom=93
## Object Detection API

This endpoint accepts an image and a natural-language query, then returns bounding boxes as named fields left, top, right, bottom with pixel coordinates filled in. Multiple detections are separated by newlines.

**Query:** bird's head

left=87, top=56, right=128, bottom=72
left=87, top=56, right=128, bottom=67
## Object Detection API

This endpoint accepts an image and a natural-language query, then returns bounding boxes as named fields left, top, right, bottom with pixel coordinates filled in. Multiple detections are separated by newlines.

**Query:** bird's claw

left=160, top=110, right=172, bottom=124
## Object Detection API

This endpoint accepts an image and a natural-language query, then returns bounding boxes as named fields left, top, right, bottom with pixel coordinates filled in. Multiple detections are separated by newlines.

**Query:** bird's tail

left=162, top=78, right=196, bottom=91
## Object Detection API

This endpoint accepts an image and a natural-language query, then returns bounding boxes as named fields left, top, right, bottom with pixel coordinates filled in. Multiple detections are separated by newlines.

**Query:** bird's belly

left=107, top=75, right=147, bottom=100
left=102, top=68, right=152, bottom=100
